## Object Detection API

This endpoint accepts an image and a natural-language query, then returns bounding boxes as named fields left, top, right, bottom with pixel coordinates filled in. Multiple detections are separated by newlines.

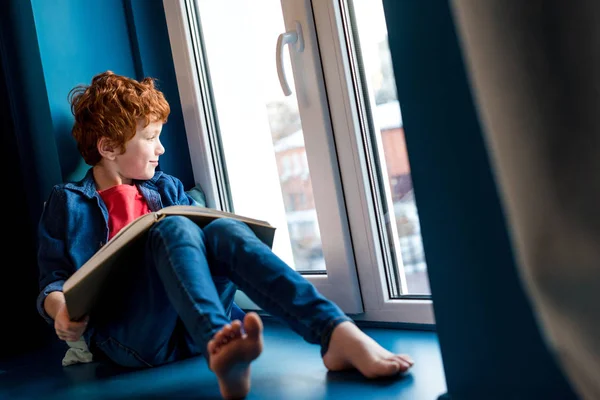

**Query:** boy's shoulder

left=141, top=170, right=183, bottom=189
left=59, top=169, right=97, bottom=197
left=42, top=176, right=92, bottom=212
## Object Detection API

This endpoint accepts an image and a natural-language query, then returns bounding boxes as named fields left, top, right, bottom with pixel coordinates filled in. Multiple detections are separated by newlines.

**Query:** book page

left=158, top=205, right=272, bottom=228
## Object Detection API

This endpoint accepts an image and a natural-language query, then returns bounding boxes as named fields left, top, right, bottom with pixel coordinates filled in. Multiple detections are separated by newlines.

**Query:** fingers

left=55, top=319, right=88, bottom=342
left=56, top=323, right=87, bottom=336
left=56, top=330, right=85, bottom=342
left=67, top=317, right=88, bottom=328
left=56, top=329, right=81, bottom=342
left=74, top=315, right=90, bottom=324
left=56, top=317, right=87, bottom=330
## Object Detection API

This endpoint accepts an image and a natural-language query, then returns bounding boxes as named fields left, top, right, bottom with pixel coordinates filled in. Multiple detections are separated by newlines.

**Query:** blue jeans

left=87, top=216, right=351, bottom=368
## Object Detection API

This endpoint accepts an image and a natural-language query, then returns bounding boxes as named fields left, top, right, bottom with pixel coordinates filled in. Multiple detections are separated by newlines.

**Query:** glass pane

left=194, top=0, right=325, bottom=272
left=349, top=0, right=431, bottom=295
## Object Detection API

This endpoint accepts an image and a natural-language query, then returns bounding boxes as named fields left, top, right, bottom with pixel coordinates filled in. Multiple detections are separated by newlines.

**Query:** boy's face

left=114, top=120, right=165, bottom=181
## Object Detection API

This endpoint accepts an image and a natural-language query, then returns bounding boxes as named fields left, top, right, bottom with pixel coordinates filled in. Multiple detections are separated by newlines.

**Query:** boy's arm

left=44, top=291, right=66, bottom=320
left=37, top=187, right=77, bottom=325
left=44, top=290, right=89, bottom=341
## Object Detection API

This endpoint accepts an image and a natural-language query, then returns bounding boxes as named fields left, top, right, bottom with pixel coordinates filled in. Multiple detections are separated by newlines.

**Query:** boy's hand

left=54, top=303, right=88, bottom=342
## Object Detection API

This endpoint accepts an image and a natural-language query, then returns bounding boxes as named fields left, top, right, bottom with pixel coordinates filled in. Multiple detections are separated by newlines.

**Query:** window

left=346, top=0, right=430, bottom=296
left=164, top=0, right=434, bottom=323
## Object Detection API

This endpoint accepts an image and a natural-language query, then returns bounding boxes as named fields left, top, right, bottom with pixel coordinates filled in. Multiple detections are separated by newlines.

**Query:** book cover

left=63, top=206, right=276, bottom=320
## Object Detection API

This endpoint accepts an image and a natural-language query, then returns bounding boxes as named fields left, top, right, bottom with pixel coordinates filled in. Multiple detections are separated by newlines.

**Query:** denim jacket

left=36, top=167, right=199, bottom=324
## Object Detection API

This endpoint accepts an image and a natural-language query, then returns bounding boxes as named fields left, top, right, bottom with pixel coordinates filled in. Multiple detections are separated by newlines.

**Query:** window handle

left=276, top=21, right=304, bottom=96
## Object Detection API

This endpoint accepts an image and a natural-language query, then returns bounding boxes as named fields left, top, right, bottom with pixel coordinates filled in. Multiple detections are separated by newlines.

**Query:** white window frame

left=293, top=0, right=434, bottom=324
left=161, top=0, right=223, bottom=210
left=163, top=0, right=434, bottom=324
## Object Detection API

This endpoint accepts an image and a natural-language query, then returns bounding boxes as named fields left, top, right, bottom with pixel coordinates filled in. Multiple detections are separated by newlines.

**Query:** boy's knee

left=204, top=218, right=249, bottom=241
left=156, top=215, right=195, bottom=229
left=151, top=215, right=204, bottom=242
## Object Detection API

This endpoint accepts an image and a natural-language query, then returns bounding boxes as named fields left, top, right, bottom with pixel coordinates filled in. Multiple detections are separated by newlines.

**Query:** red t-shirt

left=98, top=184, right=152, bottom=241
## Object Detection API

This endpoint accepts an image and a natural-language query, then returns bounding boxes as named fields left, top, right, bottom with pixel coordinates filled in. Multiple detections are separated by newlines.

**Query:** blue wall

left=29, top=0, right=194, bottom=187
left=0, top=0, right=194, bottom=356
left=32, top=0, right=138, bottom=183
left=381, top=1, right=577, bottom=399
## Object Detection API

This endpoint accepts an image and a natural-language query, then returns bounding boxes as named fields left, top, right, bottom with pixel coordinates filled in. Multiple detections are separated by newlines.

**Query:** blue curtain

left=452, top=1, right=600, bottom=399
left=382, top=1, right=578, bottom=398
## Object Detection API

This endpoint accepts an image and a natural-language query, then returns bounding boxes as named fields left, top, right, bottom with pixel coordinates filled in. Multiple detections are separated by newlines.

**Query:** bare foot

left=208, top=312, right=264, bottom=399
left=322, top=321, right=414, bottom=379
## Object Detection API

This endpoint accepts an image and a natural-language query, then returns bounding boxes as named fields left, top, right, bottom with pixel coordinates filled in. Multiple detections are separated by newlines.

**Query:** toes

left=397, top=354, right=414, bottom=367
left=243, top=312, right=263, bottom=340
left=220, top=324, right=232, bottom=338
left=365, top=359, right=403, bottom=378
left=208, top=338, right=218, bottom=355
left=208, top=316, right=264, bottom=363
left=390, top=355, right=412, bottom=372
left=399, top=354, right=415, bottom=366
left=210, top=324, right=237, bottom=354
left=397, top=358, right=412, bottom=372
left=230, top=320, right=243, bottom=338
left=385, top=357, right=412, bottom=375
left=366, top=356, right=413, bottom=378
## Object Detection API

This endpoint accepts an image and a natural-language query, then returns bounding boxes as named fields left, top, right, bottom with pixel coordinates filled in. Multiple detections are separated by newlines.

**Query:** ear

left=97, top=137, right=118, bottom=160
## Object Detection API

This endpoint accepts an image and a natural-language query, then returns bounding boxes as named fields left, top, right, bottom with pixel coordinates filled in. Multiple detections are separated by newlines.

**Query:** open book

left=63, top=205, right=276, bottom=321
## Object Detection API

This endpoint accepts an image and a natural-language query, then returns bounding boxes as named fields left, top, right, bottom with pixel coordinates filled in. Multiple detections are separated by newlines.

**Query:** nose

left=156, top=138, right=165, bottom=155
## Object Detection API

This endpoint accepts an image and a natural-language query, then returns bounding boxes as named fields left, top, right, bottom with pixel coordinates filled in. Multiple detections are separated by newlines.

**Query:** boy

left=37, top=71, right=414, bottom=399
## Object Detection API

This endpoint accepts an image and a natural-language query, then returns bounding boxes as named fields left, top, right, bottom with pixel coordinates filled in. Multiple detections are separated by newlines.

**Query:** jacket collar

left=63, top=167, right=164, bottom=199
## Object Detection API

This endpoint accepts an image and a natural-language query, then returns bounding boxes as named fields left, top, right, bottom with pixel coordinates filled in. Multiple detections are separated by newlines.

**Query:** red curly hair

left=69, top=70, right=170, bottom=165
